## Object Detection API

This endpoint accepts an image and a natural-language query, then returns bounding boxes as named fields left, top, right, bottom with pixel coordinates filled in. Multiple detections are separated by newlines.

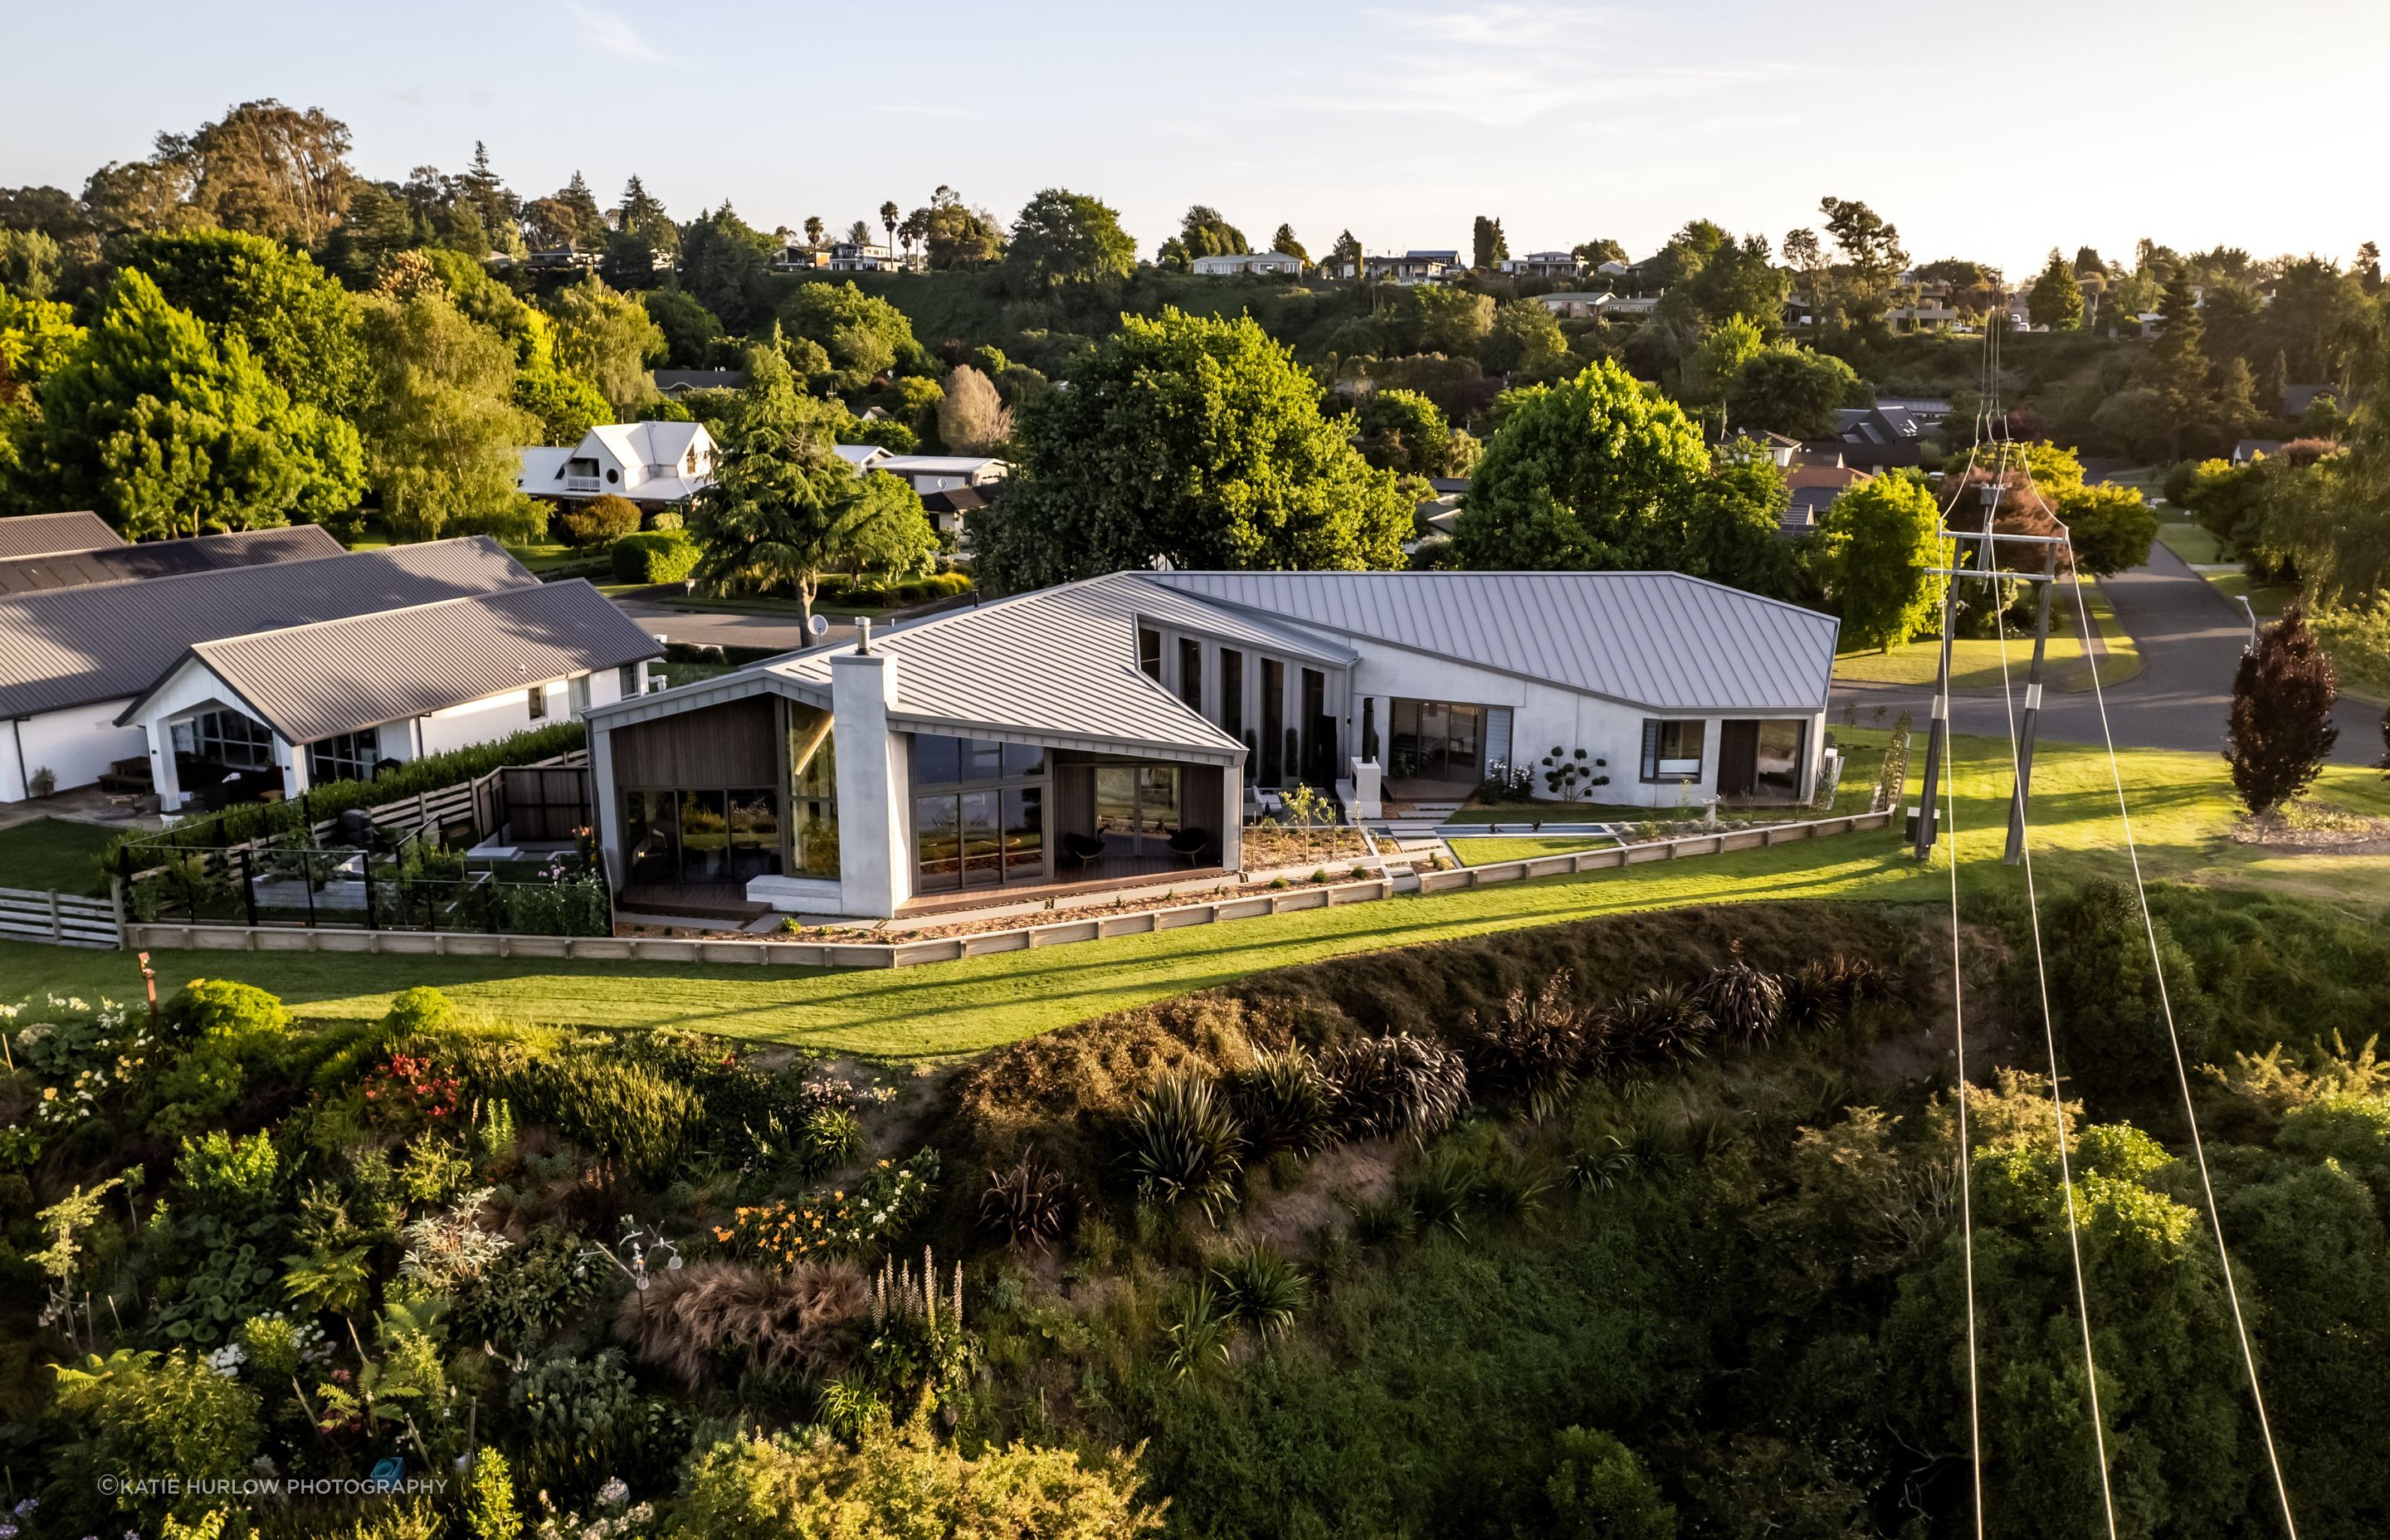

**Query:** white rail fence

left=126, top=811, right=1893, bottom=970
left=0, top=885, right=123, bottom=949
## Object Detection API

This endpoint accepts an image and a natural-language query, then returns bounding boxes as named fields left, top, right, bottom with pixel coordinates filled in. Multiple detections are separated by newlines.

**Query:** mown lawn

left=1446, top=834, right=1610, bottom=866
left=2154, top=519, right=2227, bottom=565
left=1832, top=580, right=2139, bottom=692
left=9, top=736, right=2387, bottom=1058
left=0, top=817, right=120, bottom=895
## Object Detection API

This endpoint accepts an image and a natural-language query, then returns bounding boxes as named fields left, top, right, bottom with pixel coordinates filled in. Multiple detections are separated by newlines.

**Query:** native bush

left=1232, top=1045, right=1334, bottom=1157
left=1402, top=1143, right=1484, bottom=1238
left=1696, top=940, right=1786, bottom=1047
left=1459, top=971, right=1586, bottom=1121
left=1163, top=1274, right=1236, bottom=1380
left=2041, top=878, right=2213, bottom=1099
left=560, top=492, right=641, bottom=546
left=1124, top=1071, right=1246, bottom=1224
left=1320, top=1033, right=1470, bottom=1139
left=1213, top=1243, right=1308, bottom=1341
left=1601, top=983, right=1715, bottom=1068
left=981, top=1152, right=1076, bottom=1252
left=612, top=528, right=701, bottom=584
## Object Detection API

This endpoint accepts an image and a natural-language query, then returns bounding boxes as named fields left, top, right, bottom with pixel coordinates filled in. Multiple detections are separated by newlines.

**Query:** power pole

left=1912, top=537, right=1964, bottom=861
left=2004, top=536, right=2059, bottom=865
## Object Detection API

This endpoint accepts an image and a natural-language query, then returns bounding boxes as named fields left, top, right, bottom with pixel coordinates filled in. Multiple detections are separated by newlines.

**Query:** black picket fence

left=123, top=841, right=612, bottom=938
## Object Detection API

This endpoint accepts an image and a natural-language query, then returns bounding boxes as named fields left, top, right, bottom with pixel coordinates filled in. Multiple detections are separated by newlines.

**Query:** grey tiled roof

left=1144, top=570, right=1838, bottom=712
left=149, top=581, right=661, bottom=743
left=0, top=525, right=345, bottom=596
left=0, top=511, right=120, bottom=561
left=0, top=538, right=533, bottom=719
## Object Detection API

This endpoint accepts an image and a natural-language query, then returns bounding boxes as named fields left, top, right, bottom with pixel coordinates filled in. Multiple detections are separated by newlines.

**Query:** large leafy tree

left=1679, top=437, right=1799, bottom=598
left=676, top=203, right=780, bottom=332
left=112, top=227, right=367, bottom=415
left=907, top=186, right=1006, bottom=270
left=1352, top=388, right=1474, bottom=479
left=1817, top=470, right=1944, bottom=650
left=640, top=288, right=726, bottom=371
left=2054, top=480, right=2158, bottom=577
left=973, top=308, right=1412, bottom=590
left=544, top=274, right=663, bottom=417
left=1480, top=301, right=1571, bottom=382
left=1178, top=206, right=1249, bottom=259
left=1726, top=344, right=1863, bottom=440
left=522, top=171, right=607, bottom=251
left=778, top=280, right=925, bottom=391
left=1452, top=358, right=1710, bottom=571
left=355, top=275, right=540, bottom=542
left=100, top=99, right=358, bottom=244
left=1472, top=215, right=1510, bottom=270
left=23, top=270, right=363, bottom=539
left=1006, top=188, right=1137, bottom=290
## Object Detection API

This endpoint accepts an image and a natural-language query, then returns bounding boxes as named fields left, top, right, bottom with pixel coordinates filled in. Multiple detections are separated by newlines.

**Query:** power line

left=2052, top=536, right=2302, bottom=1538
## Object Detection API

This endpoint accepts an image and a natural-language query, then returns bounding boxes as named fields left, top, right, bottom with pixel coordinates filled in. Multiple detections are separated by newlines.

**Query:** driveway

left=614, top=598, right=856, bottom=655
left=1832, top=541, right=2377, bottom=764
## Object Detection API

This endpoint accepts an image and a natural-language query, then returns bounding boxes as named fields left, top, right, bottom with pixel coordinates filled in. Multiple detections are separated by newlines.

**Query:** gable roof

left=137, top=581, right=661, bottom=743
left=0, top=511, right=121, bottom=562
left=586, top=420, right=708, bottom=467
left=0, top=538, right=533, bottom=720
left=0, top=525, right=345, bottom=596
left=1143, top=570, right=1837, bottom=713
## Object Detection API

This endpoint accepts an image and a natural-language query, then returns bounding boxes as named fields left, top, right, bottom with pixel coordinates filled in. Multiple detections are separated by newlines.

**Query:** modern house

left=517, top=422, right=719, bottom=512
left=1825, top=404, right=1933, bottom=471
left=1, top=535, right=660, bottom=808
left=1499, top=251, right=1584, bottom=279
left=1330, top=251, right=1457, bottom=284
left=582, top=569, right=1838, bottom=921
left=833, top=447, right=1009, bottom=496
left=1534, top=291, right=1615, bottom=320
left=1191, top=251, right=1305, bottom=277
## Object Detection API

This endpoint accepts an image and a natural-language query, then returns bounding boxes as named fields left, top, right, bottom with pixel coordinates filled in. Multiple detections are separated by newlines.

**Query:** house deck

left=899, top=857, right=1230, bottom=918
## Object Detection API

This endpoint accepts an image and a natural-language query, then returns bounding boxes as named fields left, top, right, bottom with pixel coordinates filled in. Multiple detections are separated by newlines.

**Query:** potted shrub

left=28, top=766, right=56, bottom=798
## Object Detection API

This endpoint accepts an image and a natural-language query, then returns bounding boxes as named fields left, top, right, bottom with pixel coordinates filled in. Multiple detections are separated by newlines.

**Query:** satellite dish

left=807, top=614, right=830, bottom=637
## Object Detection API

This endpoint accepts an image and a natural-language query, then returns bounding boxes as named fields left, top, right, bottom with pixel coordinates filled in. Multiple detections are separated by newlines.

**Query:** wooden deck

left=616, top=882, right=770, bottom=921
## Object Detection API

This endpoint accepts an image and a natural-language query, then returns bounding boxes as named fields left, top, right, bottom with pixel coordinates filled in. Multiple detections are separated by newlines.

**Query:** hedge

left=612, top=530, right=700, bottom=584
left=111, top=720, right=590, bottom=866
left=818, top=570, right=973, bottom=607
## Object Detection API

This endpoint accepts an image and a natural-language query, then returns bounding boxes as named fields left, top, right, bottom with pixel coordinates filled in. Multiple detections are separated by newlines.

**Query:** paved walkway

left=1833, top=543, right=2376, bottom=764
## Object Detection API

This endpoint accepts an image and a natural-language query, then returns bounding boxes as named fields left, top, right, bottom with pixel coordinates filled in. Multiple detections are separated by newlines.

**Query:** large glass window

left=1300, top=668, right=1329, bottom=786
left=1220, top=650, right=1244, bottom=738
left=1388, top=699, right=1485, bottom=783
left=1138, top=627, right=1162, bottom=680
left=307, top=727, right=380, bottom=785
left=1095, top=764, right=1181, bottom=852
left=1754, top=720, right=1804, bottom=799
left=182, top=708, right=276, bottom=770
left=1178, top=637, right=1203, bottom=714
left=1641, top=719, right=1706, bottom=782
left=790, top=707, right=838, bottom=878
left=912, top=733, right=1051, bottom=892
left=1261, top=660, right=1285, bottom=784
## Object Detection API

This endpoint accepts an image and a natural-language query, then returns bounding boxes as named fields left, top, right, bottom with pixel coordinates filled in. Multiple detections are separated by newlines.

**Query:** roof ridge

left=1, top=534, right=520, bottom=606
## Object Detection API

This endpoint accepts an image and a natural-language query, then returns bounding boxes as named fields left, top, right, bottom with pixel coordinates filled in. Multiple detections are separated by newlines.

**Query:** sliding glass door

left=1094, top=764, right=1181, bottom=853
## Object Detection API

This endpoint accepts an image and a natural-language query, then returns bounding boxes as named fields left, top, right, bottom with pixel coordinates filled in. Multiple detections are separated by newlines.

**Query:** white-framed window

left=308, top=728, right=381, bottom=785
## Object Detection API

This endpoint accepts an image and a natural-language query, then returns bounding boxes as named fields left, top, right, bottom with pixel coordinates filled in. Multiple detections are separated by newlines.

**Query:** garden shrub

left=1124, top=1071, right=1246, bottom=1223
left=614, top=1259, right=866, bottom=1389
left=46, top=1348, right=263, bottom=1530
left=165, top=978, right=293, bottom=1046
left=505, top=1052, right=705, bottom=1181
left=612, top=528, right=700, bottom=584
left=176, top=1129, right=279, bottom=1217
left=1537, top=1426, right=1677, bottom=1540
left=559, top=492, right=641, bottom=546
left=1320, top=1033, right=1470, bottom=1139
left=452, top=1226, right=602, bottom=1353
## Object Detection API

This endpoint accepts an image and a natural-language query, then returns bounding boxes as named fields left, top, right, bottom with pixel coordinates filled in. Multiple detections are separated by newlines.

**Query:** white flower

left=207, top=1342, right=246, bottom=1376
left=596, top=1477, right=631, bottom=1508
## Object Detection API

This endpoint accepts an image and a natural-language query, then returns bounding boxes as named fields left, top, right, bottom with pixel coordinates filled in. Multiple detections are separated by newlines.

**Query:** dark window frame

left=1639, top=719, right=1707, bottom=783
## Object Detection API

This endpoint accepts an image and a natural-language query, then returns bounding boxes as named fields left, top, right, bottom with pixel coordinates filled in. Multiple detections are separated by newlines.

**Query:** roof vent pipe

left=857, top=617, right=872, bottom=654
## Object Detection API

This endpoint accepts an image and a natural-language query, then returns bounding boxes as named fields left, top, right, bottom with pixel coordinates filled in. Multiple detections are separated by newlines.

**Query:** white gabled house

left=518, top=422, right=719, bottom=511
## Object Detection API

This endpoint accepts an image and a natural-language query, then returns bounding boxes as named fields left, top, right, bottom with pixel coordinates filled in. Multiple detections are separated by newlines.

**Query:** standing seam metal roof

left=0, top=511, right=121, bottom=561
left=160, top=581, right=663, bottom=743
left=765, top=574, right=1246, bottom=758
left=1141, top=571, right=1838, bottom=711
left=0, top=538, right=534, bottom=719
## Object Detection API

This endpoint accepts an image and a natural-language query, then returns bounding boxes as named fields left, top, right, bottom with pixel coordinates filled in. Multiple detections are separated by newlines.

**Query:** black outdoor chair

left=1167, top=827, right=1210, bottom=864
left=1062, top=832, right=1107, bottom=867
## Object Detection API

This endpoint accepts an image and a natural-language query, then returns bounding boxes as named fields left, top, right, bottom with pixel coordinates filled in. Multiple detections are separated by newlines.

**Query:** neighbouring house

left=773, top=242, right=828, bottom=271
left=0, top=535, right=661, bottom=808
left=1783, top=455, right=1872, bottom=536
left=1872, top=396, right=1953, bottom=426
left=1331, top=250, right=1458, bottom=284
left=1191, top=251, right=1305, bottom=277
left=0, top=510, right=120, bottom=562
left=522, top=248, right=602, bottom=273
left=0, top=525, right=344, bottom=597
left=827, top=240, right=899, bottom=272
left=835, top=447, right=1009, bottom=496
left=1707, top=426, right=1801, bottom=468
left=1886, top=302, right=1961, bottom=333
left=1499, top=251, right=1584, bottom=280
left=582, top=569, right=1837, bottom=921
left=2232, top=439, right=2286, bottom=465
left=1600, top=294, right=1661, bottom=320
left=920, top=485, right=990, bottom=541
left=517, top=422, right=719, bottom=512
left=1534, top=290, right=1615, bottom=320
left=652, top=369, right=747, bottom=399
left=1825, top=403, right=1933, bottom=471
left=2280, top=383, right=2336, bottom=420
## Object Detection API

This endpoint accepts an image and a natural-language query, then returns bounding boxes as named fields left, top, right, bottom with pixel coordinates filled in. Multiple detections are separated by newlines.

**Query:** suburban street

left=1832, top=540, right=2380, bottom=765
left=614, top=597, right=856, bottom=654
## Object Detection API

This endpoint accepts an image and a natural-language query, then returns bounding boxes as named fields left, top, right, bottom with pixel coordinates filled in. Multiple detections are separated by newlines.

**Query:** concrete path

left=1832, top=542, right=2378, bottom=765
left=615, top=599, right=856, bottom=655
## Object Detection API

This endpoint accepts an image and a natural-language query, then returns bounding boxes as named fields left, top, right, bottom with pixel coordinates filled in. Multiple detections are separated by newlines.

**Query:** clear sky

left=6, top=0, right=2382, bottom=280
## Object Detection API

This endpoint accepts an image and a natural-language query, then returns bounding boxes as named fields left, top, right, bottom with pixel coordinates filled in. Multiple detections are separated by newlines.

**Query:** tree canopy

left=1817, top=470, right=1944, bottom=650
left=1007, top=188, right=1137, bottom=290
left=973, top=308, right=1412, bottom=590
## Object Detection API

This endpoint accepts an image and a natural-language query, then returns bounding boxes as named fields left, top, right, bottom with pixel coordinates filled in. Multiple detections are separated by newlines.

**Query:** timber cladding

left=609, top=695, right=779, bottom=788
